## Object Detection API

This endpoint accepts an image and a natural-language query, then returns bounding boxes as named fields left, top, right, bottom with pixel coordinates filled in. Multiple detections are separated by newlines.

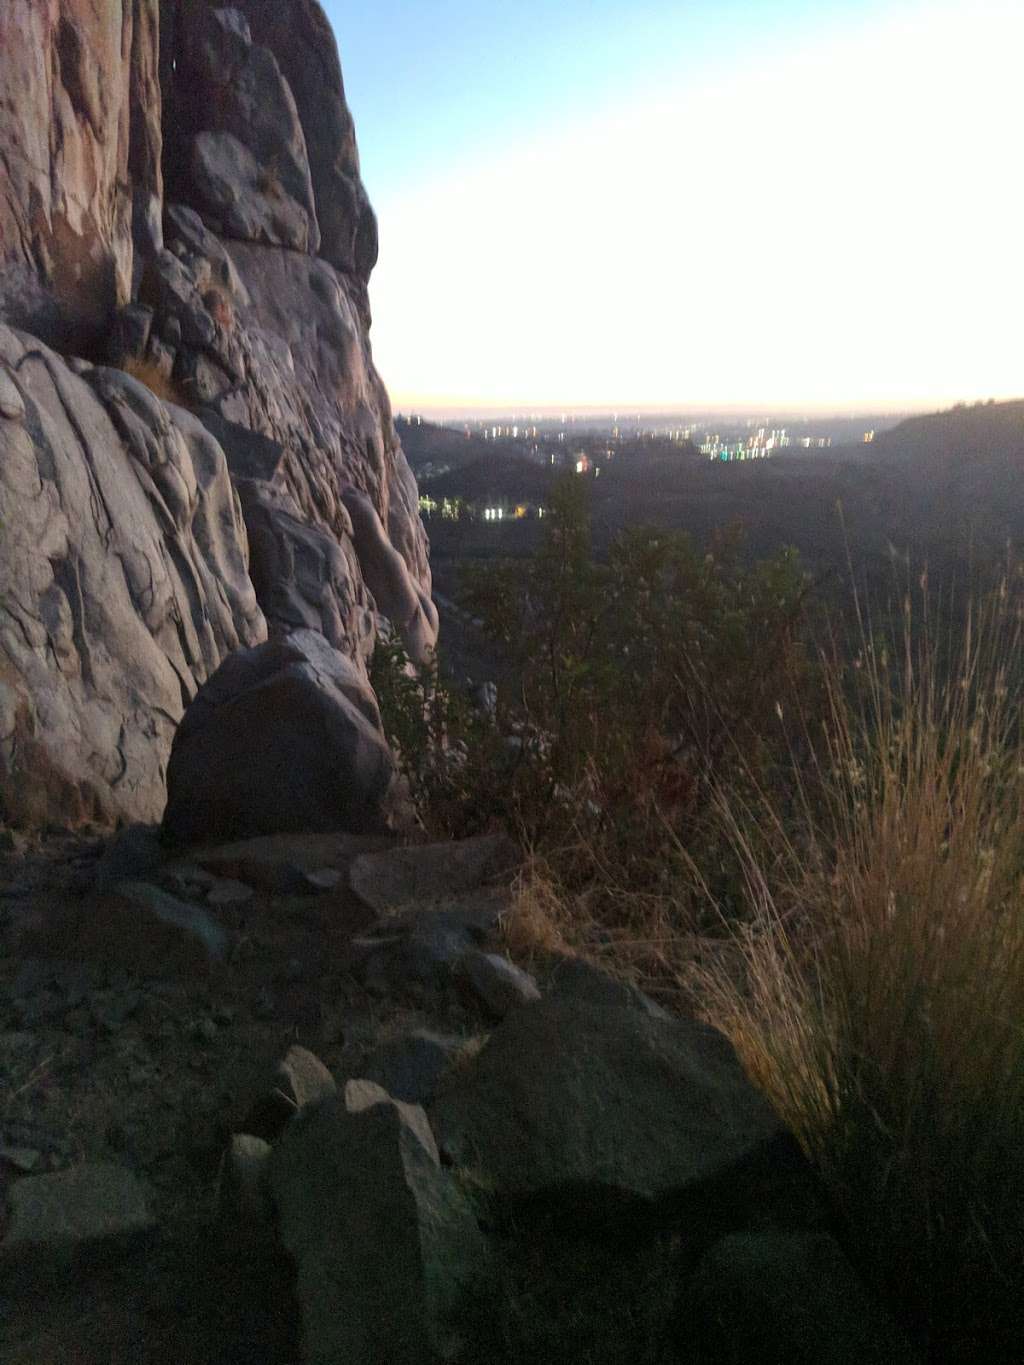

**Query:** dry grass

left=120, top=355, right=187, bottom=407
left=691, top=577, right=1024, bottom=1356
left=500, top=844, right=712, bottom=1014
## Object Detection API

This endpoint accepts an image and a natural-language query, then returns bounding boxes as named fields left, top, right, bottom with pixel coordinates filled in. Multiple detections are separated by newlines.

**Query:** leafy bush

left=375, top=473, right=822, bottom=978
left=460, top=474, right=820, bottom=905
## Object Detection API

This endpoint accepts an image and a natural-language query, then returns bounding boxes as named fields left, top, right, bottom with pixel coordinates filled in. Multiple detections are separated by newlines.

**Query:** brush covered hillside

left=421, top=398, right=1024, bottom=611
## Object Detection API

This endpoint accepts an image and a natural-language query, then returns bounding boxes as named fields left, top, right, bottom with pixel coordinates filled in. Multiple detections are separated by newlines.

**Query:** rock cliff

left=0, top=0, right=435, bottom=832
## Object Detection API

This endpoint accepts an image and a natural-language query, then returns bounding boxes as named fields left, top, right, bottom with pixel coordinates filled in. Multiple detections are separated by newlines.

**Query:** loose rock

left=432, top=997, right=794, bottom=1217
left=270, top=1083, right=486, bottom=1364
left=458, top=951, right=541, bottom=1019
left=349, top=834, right=518, bottom=914
left=1, top=1162, right=155, bottom=1276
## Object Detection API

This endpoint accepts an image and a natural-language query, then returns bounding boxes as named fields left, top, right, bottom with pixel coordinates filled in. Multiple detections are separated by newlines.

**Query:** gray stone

left=162, top=629, right=398, bottom=845
left=270, top=1082, right=486, bottom=1364
left=94, top=824, right=164, bottom=893
left=303, top=867, right=342, bottom=891
left=0, top=1145, right=43, bottom=1172
left=675, top=1231, right=921, bottom=1364
left=1, top=1162, right=155, bottom=1274
left=216, top=1133, right=275, bottom=1255
left=349, top=834, right=519, bottom=915
left=459, top=951, right=541, bottom=1018
left=431, top=997, right=790, bottom=1214
left=363, top=1030, right=465, bottom=1106
left=357, top=920, right=474, bottom=1003
left=115, top=881, right=229, bottom=963
left=547, top=955, right=670, bottom=1020
left=183, top=830, right=392, bottom=894
left=205, top=876, right=254, bottom=906
left=246, top=1044, right=337, bottom=1142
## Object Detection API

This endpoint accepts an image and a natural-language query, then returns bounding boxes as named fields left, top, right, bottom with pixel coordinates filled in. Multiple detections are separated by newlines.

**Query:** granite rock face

left=0, top=326, right=265, bottom=828
left=0, top=0, right=435, bottom=830
left=0, top=1, right=163, bottom=354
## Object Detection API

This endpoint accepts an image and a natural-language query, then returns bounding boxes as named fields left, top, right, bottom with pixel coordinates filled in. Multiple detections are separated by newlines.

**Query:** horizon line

left=391, top=395, right=1024, bottom=423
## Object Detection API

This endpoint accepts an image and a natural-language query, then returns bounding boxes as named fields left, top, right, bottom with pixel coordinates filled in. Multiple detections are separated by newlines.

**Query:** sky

left=323, top=1, right=1023, bottom=416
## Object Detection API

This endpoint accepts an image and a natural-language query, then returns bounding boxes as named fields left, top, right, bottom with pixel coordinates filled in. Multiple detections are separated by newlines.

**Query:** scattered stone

left=90, top=989, right=143, bottom=1034
left=246, top=1044, right=337, bottom=1142
left=93, top=824, right=164, bottom=893
left=1, top=1162, right=155, bottom=1276
left=0, top=878, right=32, bottom=899
left=159, top=860, right=218, bottom=898
left=547, top=955, right=670, bottom=1020
left=349, top=834, right=518, bottom=914
left=192, top=1017, right=219, bottom=1045
left=675, top=1231, right=921, bottom=1364
left=109, top=881, right=230, bottom=967
left=205, top=877, right=254, bottom=907
left=252, top=988, right=276, bottom=1020
left=303, top=867, right=342, bottom=891
left=355, top=919, right=474, bottom=1004
left=270, top=1084, right=486, bottom=1364
left=216, top=1134, right=275, bottom=1256
left=0, top=1030, right=39, bottom=1060
left=0, top=1146, right=43, bottom=1173
left=432, top=997, right=794, bottom=1218
left=363, top=1030, right=466, bottom=1106
left=458, top=951, right=541, bottom=1019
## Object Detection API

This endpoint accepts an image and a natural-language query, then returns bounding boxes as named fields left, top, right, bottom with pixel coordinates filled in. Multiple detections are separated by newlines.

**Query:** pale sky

left=326, top=1, right=1023, bottom=415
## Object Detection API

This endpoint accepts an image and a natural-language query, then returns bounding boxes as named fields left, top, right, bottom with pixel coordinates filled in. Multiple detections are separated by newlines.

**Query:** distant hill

left=871, top=399, right=1024, bottom=469
left=423, top=398, right=1024, bottom=600
left=423, top=455, right=555, bottom=506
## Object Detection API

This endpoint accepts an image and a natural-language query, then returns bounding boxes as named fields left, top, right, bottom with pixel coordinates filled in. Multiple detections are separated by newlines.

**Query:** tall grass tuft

left=695, top=572, right=1024, bottom=1360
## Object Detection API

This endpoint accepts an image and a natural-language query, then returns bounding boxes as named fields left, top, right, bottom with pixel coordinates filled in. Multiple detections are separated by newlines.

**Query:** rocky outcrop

left=0, top=326, right=265, bottom=828
left=0, top=1, right=162, bottom=354
left=0, top=1, right=436, bottom=831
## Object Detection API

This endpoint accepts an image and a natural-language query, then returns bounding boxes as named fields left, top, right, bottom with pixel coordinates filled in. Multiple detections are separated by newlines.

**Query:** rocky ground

left=0, top=824, right=924, bottom=1365
left=0, top=824, right=525, bottom=1363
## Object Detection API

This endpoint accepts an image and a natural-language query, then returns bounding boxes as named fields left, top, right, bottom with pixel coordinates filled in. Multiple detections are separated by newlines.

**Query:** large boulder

left=0, top=327, right=265, bottom=828
left=162, top=628, right=397, bottom=845
left=0, top=0, right=162, bottom=353
left=270, top=1080, right=486, bottom=1364
left=431, top=998, right=798, bottom=1218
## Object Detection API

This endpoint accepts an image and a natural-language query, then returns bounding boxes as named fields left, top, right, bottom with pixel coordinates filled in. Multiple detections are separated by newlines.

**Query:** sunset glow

left=331, top=1, right=1023, bottom=414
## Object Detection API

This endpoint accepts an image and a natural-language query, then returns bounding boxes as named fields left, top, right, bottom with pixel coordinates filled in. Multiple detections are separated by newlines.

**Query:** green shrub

left=458, top=474, right=821, bottom=916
